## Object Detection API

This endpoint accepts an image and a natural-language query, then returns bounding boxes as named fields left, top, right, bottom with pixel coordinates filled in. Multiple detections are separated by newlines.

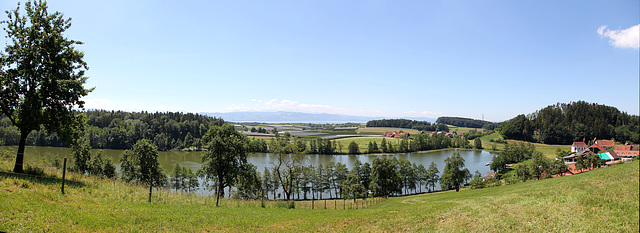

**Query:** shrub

left=24, top=165, right=45, bottom=176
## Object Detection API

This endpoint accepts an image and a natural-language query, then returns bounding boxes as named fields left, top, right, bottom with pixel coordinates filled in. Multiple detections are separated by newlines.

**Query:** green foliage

left=500, top=101, right=639, bottom=144
left=490, top=142, right=535, bottom=173
left=200, top=123, right=249, bottom=206
left=436, top=116, right=498, bottom=130
left=340, top=173, right=367, bottom=201
left=88, top=151, right=116, bottom=179
left=23, top=165, right=45, bottom=176
left=71, top=140, right=92, bottom=174
left=474, top=138, right=483, bottom=149
left=515, top=164, right=531, bottom=182
left=0, top=110, right=225, bottom=151
left=469, top=170, right=485, bottom=189
left=348, top=141, right=360, bottom=154
left=440, top=152, right=471, bottom=192
left=425, top=162, right=440, bottom=192
left=0, top=0, right=93, bottom=173
left=365, top=119, right=449, bottom=132
left=371, top=157, right=401, bottom=197
left=234, top=163, right=262, bottom=200
left=529, top=151, right=551, bottom=180
left=119, top=139, right=167, bottom=202
left=71, top=140, right=116, bottom=178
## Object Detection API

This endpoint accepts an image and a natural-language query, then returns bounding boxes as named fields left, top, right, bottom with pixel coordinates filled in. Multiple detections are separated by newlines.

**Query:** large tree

left=200, top=123, right=249, bottom=206
left=441, top=152, right=471, bottom=192
left=1, top=0, right=93, bottom=173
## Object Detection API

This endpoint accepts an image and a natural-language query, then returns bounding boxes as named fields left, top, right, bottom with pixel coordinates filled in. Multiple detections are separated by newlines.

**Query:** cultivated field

left=357, top=127, right=422, bottom=135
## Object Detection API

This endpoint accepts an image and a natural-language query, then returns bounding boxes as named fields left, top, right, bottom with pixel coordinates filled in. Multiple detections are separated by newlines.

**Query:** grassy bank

left=1, top=152, right=637, bottom=232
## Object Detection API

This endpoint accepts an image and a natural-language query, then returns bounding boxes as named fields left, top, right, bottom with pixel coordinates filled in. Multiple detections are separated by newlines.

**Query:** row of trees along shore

left=499, top=101, right=639, bottom=145
left=70, top=124, right=475, bottom=204
left=250, top=132, right=480, bottom=155
left=365, top=119, right=450, bottom=132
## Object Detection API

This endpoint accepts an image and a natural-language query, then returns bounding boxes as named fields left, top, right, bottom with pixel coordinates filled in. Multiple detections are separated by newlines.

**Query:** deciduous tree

left=1, top=0, right=93, bottom=173
left=120, top=139, right=167, bottom=202
left=200, top=123, right=249, bottom=206
left=441, top=152, right=471, bottom=192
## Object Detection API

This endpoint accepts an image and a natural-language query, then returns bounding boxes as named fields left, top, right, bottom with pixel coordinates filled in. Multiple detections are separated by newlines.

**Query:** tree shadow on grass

left=0, top=171, right=86, bottom=188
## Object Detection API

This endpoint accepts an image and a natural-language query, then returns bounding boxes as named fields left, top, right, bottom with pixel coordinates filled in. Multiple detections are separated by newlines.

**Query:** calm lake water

left=2, top=146, right=495, bottom=197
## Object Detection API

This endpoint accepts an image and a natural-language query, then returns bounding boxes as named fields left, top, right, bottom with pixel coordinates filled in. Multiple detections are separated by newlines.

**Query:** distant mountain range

left=201, top=111, right=437, bottom=124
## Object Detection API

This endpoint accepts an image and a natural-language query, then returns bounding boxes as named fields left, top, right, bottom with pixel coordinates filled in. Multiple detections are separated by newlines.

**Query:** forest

left=499, top=101, right=639, bottom=144
left=0, top=110, right=223, bottom=151
left=436, top=116, right=500, bottom=130
left=365, top=119, right=450, bottom=132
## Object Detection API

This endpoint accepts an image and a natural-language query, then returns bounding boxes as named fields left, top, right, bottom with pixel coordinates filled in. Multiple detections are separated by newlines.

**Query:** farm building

left=614, top=144, right=639, bottom=161
left=571, top=141, right=588, bottom=153
left=593, top=139, right=615, bottom=151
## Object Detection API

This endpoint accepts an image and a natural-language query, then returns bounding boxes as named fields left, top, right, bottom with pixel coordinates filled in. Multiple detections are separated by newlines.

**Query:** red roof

left=614, top=145, right=632, bottom=151
left=572, top=142, right=587, bottom=147
left=595, top=140, right=615, bottom=148
left=590, top=144, right=604, bottom=151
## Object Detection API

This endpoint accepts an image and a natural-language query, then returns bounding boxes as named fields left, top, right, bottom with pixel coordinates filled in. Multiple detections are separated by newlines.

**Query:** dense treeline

left=365, top=119, right=449, bottom=132
left=247, top=132, right=478, bottom=155
left=436, top=116, right=500, bottom=130
left=0, top=110, right=224, bottom=151
left=499, top=101, right=639, bottom=144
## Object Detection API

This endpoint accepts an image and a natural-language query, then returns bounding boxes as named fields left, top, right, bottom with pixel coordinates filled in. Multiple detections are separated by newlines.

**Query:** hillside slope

left=1, top=160, right=638, bottom=232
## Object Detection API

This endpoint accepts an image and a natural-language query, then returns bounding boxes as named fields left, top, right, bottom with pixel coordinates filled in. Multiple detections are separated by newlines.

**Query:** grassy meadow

left=334, top=136, right=402, bottom=154
left=1, top=146, right=637, bottom=232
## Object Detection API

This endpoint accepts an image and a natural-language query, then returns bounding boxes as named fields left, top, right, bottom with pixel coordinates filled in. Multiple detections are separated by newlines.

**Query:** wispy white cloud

left=597, top=24, right=639, bottom=49
left=221, top=99, right=445, bottom=118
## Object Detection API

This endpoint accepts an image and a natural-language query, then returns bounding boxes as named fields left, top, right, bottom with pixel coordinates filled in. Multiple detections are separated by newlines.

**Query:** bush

left=24, top=165, right=45, bottom=176
left=275, top=201, right=296, bottom=209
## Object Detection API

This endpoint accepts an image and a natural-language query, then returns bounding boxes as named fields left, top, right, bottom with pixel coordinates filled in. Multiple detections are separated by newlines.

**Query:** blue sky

left=2, top=0, right=638, bottom=122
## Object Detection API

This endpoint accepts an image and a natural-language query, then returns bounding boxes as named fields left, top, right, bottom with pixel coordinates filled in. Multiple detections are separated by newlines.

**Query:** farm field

left=333, top=137, right=402, bottom=154
left=480, top=132, right=571, bottom=158
left=1, top=155, right=637, bottom=232
left=357, top=127, right=422, bottom=135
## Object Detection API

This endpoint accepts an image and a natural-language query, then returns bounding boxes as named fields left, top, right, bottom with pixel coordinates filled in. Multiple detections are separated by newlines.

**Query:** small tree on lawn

left=120, top=139, right=167, bottom=202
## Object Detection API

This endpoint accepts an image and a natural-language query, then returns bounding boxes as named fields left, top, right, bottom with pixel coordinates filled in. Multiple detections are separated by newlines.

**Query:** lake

left=1, top=146, right=495, bottom=197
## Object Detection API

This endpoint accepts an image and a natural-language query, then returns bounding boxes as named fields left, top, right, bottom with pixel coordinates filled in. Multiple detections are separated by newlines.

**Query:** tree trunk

left=13, top=131, right=29, bottom=173
left=216, top=182, right=223, bottom=207
left=148, top=183, right=153, bottom=202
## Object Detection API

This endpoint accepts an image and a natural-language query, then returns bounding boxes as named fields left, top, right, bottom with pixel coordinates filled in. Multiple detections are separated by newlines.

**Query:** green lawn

left=1, top=153, right=637, bottom=232
left=333, top=136, right=402, bottom=154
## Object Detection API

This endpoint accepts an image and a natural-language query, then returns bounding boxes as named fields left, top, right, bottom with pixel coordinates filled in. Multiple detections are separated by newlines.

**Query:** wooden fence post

left=61, top=158, right=67, bottom=195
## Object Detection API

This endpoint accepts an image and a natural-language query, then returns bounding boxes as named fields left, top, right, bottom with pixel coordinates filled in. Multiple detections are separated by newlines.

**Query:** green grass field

left=1, top=151, right=637, bottom=232
left=333, top=136, right=402, bottom=153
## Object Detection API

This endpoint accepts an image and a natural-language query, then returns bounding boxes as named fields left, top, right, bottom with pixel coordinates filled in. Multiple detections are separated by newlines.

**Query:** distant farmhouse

left=571, top=141, right=588, bottom=153
left=563, top=139, right=638, bottom=175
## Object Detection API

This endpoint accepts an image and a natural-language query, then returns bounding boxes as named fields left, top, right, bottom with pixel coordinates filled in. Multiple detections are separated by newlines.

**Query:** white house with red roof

left=571, top=141, right=588, bottom=153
